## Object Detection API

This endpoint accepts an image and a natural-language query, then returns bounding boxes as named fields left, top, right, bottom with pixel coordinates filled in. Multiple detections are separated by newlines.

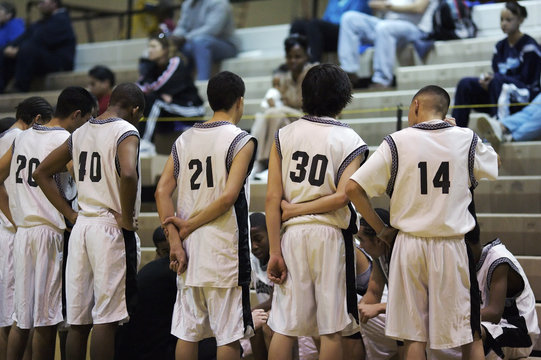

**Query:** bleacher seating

left=3, top=1, right=541, bottom=357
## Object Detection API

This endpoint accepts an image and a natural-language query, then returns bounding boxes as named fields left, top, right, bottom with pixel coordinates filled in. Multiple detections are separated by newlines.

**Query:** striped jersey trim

left=468, top=133, right=479, bottom=189
left=89, top=117, right=122, bottom=124
left=412, top=121, right=453, bottom=130
left=336, top=145, right=368, bottom=185
left=33, top=124, right=65, bottom=131
left=274, top=130, right=282, bottom=159
left=384, top=135, right=398, bottom=197
left=476, top=238, right=501, bottom=272
left=226, top=132, right=249, bottom=172
left=115, top=130, right=140, bottom=175
left=193, top=121, right=232, bottom=129
left=302, top=115, right=350, bottom=127
left=172, top=143, right=180, bottom=179
left=67, top=135, right=73, bottom=160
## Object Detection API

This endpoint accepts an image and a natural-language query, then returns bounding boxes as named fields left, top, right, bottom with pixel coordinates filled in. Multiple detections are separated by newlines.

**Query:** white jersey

left=477, top=239, right=540, bottom=339
left=69, top=118, right=141, bottom=219
left=9, top=125, right=71, bottom=230
left=351, top=119, right=498, bottom=237
left=0, top=128, right=22, bottom=232
left=173, top=121, right=255, bottom=288
left=277, top=116, right=368, bottom=229
left=250, top=254, right=273, bottom=304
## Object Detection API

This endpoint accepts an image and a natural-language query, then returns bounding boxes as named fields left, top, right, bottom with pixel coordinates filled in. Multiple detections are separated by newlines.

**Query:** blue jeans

left=338, top=11, right=424, bottom=86
left=181, top=35, right=237, bottom=81
left=501, top=93, right=541, bottom=141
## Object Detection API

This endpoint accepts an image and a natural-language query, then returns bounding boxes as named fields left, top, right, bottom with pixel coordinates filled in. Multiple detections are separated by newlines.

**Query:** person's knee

left=190, top=35, right=215, bottom=50
left=375, top=20, right=393, bottom=36
left=456, top=77, right=476, bottom=92
left=341, top=11, right=362, bottom=28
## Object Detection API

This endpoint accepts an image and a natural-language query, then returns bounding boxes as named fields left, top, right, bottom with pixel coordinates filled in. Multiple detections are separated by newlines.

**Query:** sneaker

left=478, top=116, right=503, bottom=151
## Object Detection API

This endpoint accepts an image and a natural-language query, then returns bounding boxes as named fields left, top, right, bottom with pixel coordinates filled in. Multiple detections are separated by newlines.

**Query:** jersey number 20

left=15, top=155, right=40, bottom=187
left=418, top=161, right=450, bottom=194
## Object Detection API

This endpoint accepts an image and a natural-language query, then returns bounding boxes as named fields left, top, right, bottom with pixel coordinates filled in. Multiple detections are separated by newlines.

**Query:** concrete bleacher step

left=396, top=61, right=491, bottom=91
left=39, top=67, right=139, bottom=91
left=0, top=91, right=59, bottom=114
left=195, top=75, right=272, bottom=102
left=137, top=211, right=541, bottom=255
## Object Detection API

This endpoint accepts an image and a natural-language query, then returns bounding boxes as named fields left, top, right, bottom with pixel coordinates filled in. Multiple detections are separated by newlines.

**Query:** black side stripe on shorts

left=384, top=135, right=398, bottom=197
left=122, top=229, right=138, bottom=317
left=465, top=241, right=481, bottom=340
left=343, top=203, right=360, bottom=324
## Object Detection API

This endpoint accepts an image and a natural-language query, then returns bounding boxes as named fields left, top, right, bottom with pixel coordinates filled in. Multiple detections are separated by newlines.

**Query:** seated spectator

left=137, top=33, right=205, bottom=155
left=477, top=92, right=541, bottom=151
left=337, top=0, right=438, bottom=89
left=170, top=0, right=238, bottom=80
left=0, top=0, right=75, bottom=93
left=0, top=2, right=24, bottom=49
left=290, top=0, right=370, bottom=63
left=468, top=237, right=540, bottom=359
left=452, top=1, right=541, bottom=128
left=251, top=35, right=316, bottom=178
left=88, top=65, right=115, bottom=116
left=115, top=227, right=217, bottom=360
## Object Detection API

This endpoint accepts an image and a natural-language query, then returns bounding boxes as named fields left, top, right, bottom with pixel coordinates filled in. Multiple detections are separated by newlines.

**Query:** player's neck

left=11, top=120, right=30, bottom=131
left=209, top=111, right=237, bottom=125
left=41, top=117, right=65, bottom=129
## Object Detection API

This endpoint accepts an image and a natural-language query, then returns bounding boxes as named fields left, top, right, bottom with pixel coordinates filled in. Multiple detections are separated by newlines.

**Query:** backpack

left=431, top=0, right=477, bottom=40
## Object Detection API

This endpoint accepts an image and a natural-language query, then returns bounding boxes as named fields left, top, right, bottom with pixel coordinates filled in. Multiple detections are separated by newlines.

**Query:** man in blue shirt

left=290, top=0, right=370, bottom=63
left=0, top=0, right=75, bottom=93
left=0, top=2, right=24, bottom=49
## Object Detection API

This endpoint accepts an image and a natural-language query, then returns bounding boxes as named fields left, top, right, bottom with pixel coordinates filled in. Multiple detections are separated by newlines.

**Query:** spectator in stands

left=0, top=2, right=24, bottom=49
left=137, top=33, right=205, bottom=155
left=170, top=0, right=238, bottom=81
left=251, top=34, right=316, bottom=179
left=0, top=0, right=76, bottom=93
left=452, top=1, right=541, bottom=128
left=88, top=65, right=115, bottom=116
left=468, top=236, right=540, bottom=359
left=290, top=0, right=371, bottom=63
left=337, top=0, right=439, bottom=89
left=477, top=92, right=541, bottom=150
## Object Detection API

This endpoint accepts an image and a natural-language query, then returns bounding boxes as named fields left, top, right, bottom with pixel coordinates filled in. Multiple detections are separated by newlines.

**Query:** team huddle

left=0, top=65, right=538, bottom=360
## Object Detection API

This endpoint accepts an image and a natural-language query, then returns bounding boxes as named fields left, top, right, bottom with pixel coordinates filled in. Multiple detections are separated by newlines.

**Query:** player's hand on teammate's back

left=444, top=116, right=456, bottom=126
left=358, top=303, right=382, bottom=323
left=170, top=244, right=188, bottom=275
left=267, top=254, right=288, bottom=284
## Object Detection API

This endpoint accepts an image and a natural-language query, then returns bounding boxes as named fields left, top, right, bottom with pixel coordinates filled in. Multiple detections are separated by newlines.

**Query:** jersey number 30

left=418, top=161, right=450, bottom=194
left=289, top=151, right=328, bottom=187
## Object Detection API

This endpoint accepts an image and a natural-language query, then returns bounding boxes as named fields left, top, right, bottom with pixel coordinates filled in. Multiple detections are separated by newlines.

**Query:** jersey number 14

left=418, top=161, right=450, bottom=194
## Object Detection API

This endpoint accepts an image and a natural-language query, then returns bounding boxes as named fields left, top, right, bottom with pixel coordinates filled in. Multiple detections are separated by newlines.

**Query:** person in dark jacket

left=0, top=0, right=76, bottom=93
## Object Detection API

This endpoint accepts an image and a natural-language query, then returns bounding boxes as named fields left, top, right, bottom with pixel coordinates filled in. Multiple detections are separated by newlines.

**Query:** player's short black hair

left=152, top=226, right=167, bottom=247
left=54, top=87, right=95, bottom=119
left=109, top=82, right=145, bottom=113
left=284, top=34, right=308, bottom=54
left=16, top=96, right=54, bottom=125
left=359, top=208, right=390, bottom=237
left=88, top=65, right=116, bottom=87
left=412, top=85, right=451, bottom=117
left=505, top=1, right=527, bottom=18
left=302, top=64, right=352, bottom=117
left=249, top=212, right=266, bottom=231
left=207, top=71, right=245, bottom=112
left=0, top=2, right=16, bottom=18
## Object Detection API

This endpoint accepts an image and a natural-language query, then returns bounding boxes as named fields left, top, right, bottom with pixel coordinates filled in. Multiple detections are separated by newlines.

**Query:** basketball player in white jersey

left=0, top=97, right=53, bottom=360
left=34, top=83, right=144, bottom=360
left=0, top=88, right=94, bottom=360
left=265, top=64, right=368, bottom=360
left=346, top=85, right=499, bottom=360
left=156, top=71, right=256, bottom=360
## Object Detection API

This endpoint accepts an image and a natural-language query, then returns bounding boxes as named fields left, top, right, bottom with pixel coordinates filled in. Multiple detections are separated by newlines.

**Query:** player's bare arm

left=117, top=135, right=139, bottom=231
left=345, top=180, right=397, bottom=246
left=33, top=140, right=78, bottom=225
left=163, top=139, right=256, bottom=239
left=480, top=263, right=509, bottom=324
left=358, top=264, right=386, bottom=323
left=155, top=154, right=187, bottom=275
left=280, top=154, right=363, bottom=221
left=0, top=147, right=15, bottom=227
left=265, top=143, right=287, bottom=285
